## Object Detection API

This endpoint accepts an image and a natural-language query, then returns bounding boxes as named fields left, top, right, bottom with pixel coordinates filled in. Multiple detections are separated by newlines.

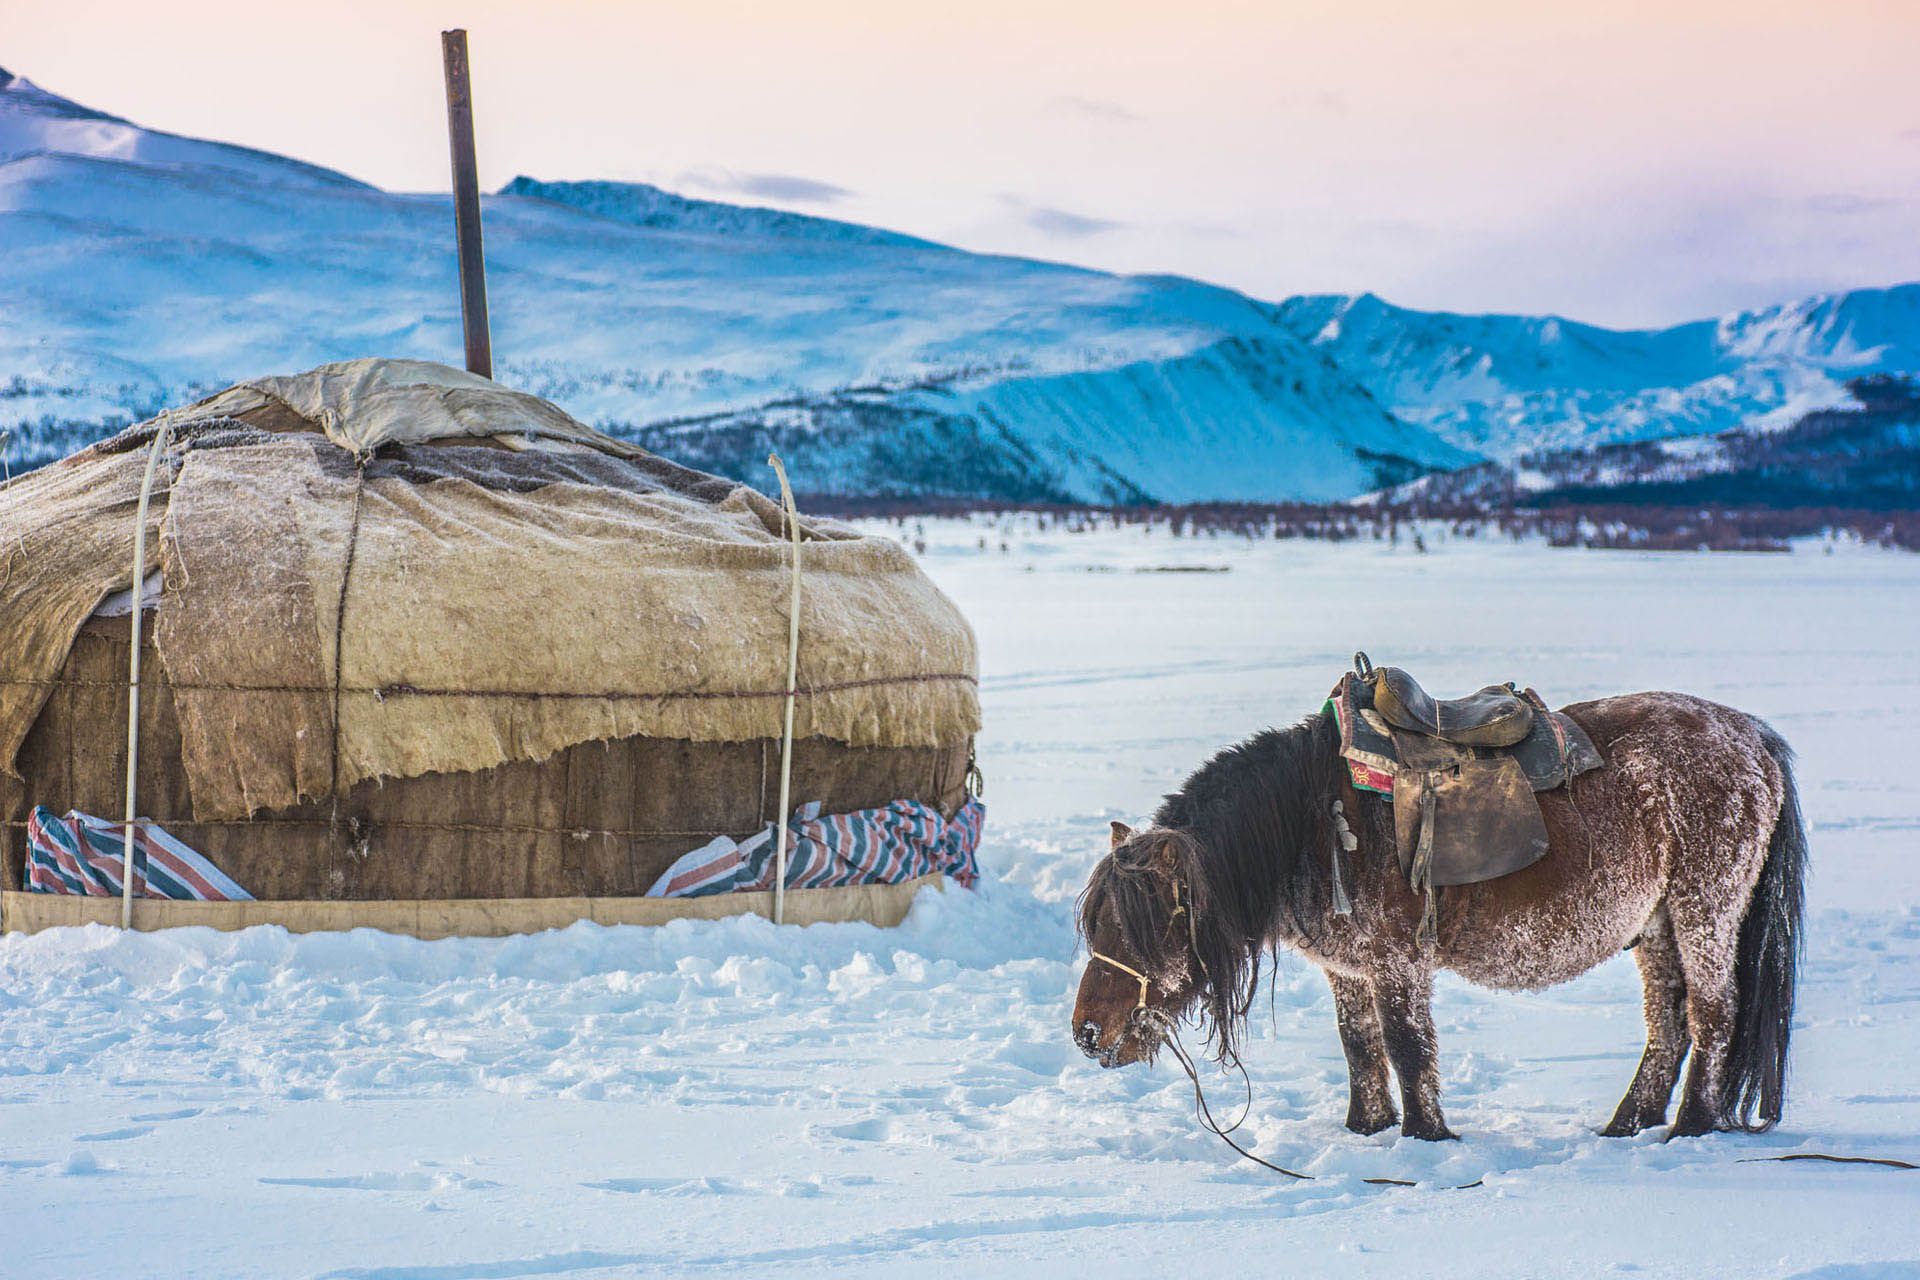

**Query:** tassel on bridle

left=1330, top=800, right=1356, bottom=917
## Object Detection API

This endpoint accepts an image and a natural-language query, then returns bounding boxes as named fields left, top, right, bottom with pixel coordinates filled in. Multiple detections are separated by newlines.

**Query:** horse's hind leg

left=1601, top=908, right=1689, bottom=1136
left=1372, top=966, right=1456, bottom=1141
left=1327, top=971, right=1397, bottom=1135
left=1667, top=882, right=1751, bottom=1138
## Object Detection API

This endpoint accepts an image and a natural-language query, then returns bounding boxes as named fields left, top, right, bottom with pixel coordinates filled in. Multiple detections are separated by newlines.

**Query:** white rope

left=1, top=430, right=27, bottom=579
left=767, top=455, right=803, bottom=926
left=122, top=413, right=174, bottom=929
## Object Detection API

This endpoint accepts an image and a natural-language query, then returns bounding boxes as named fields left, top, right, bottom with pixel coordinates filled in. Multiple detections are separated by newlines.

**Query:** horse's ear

left=1147, top=834, right=1185, bottom=874
left=1109, top=821, right=1133, bottom=850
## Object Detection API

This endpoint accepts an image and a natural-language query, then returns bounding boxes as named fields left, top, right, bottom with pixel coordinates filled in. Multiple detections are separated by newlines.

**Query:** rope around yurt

left=326, top=441, right=370, bottom=854
left=120, top=411, right=176, bottom=929
left=768, top=454, right=804, bottom=926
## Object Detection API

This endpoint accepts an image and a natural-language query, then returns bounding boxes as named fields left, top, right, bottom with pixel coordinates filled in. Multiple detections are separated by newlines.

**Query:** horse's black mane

left=1077, top=708, right=1343, bottom=1064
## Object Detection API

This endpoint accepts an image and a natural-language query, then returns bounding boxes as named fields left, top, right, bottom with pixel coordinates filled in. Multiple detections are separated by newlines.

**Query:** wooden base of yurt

left=0, top=616, right=971, bottom=931
left=0, top=874, right=940, bottom=939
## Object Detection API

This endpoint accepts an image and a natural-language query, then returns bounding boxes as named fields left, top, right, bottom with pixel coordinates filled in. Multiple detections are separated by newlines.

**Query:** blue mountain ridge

left=3, top=65, right=1914, bottom=502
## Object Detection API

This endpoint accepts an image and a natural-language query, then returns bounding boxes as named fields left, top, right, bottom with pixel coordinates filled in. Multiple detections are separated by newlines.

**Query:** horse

left=1071, top=690, right=1807, bottom=1141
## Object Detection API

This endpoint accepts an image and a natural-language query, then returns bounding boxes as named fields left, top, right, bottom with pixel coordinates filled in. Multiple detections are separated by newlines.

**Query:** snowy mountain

left=0, top=67, right=1467, bottom=502
left=1273, top=288, right=1920, bottom=461
left=499, top=176, right=935, bottom=250
left=1387, top=375, right=1920, bottom=512
left=634, top=336, right=1458, bottom=503
left=0, top=66, right=368, bottom=191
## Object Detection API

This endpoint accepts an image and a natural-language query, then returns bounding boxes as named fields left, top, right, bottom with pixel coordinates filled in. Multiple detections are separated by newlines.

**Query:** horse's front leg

left=1327, top=970, right=1398, bottom=1135
left=1372, top=965, right=1457, bottom=1141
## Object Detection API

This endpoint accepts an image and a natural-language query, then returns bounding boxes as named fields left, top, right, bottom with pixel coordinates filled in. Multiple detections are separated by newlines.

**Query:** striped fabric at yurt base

left=25, top=807, right=253, bottom=901
left=647, top=797, right=984, bottom=899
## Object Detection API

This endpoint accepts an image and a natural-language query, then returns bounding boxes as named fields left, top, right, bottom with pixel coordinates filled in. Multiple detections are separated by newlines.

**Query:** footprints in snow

left=587, top=1173, right=875, bottom=1198
left=959, top=1179, right=1113, bottom=1199
left=261, top=1170, right=499, bottom=1193
left=820, top=1116, right=894, bottom=1143
left=76, top=1124, right=155, bottom=1142
left=0, top=1105, right=219, bottom=1178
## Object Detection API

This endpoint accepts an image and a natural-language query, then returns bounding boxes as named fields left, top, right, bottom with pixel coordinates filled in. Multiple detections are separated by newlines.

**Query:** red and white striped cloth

left=647, top=797, right=984, bottom=899
left=25, top=807, right=252, bottom=901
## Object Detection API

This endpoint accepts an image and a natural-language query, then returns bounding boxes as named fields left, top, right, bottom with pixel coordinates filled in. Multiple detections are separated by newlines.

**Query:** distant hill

left=499, top=176, right=935, bottom=250
left=1274, top=288, right=1920, bottom=460
left=1389, top=375, right=1920, bottom=512
left=0, top=66, right=1466, bottom=503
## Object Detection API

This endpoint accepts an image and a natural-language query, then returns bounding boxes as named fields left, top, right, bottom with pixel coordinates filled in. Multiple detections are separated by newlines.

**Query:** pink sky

left=11, top=0, right=1919, bottom=325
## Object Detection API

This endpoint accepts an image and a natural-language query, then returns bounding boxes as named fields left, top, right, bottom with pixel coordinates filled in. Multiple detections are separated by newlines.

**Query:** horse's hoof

left=1665, top=1110, right=1717, bottom=1140
left=1346, top=1111, right=1398, bottom=1137
left=1599, top=1115, right=1655, bottom=1138
left=1402, top=1122, right=1459, bottom=1142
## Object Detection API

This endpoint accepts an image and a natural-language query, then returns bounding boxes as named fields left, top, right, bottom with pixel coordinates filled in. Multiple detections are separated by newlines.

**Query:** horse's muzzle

left=1076, top=1018, right=1150, bottom=1068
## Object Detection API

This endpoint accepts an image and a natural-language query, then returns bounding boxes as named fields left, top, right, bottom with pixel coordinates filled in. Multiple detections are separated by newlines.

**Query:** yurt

left=0, top=359, right=982, bottom=936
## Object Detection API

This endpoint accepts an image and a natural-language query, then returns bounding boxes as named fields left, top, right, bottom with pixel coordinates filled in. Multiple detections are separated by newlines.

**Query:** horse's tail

left=1719, top=720, right=1808, bottom=1132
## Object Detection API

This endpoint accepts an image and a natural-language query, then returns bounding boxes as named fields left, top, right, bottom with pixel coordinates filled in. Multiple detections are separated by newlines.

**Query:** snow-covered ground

left=3, top=524, right=1918, bottom=1279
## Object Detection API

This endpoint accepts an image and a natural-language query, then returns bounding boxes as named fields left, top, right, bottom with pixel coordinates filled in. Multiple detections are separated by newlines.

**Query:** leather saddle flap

left=1392, top=749, right=1550, bottom=887
left=1509, top=689, right=1604, bottom=789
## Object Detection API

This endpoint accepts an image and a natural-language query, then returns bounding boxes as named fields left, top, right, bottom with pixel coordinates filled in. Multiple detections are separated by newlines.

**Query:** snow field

left=1, top=522, right=1918, bottom=1278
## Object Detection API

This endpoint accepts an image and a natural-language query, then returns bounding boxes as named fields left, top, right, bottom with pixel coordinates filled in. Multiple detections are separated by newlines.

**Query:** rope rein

left=1158, top=1021, right=1481, bottom=1189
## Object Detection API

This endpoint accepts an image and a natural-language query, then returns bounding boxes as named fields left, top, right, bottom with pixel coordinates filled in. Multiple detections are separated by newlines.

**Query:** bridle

left=1086, top=949, right=1154, bottom=1012
left=1088, top=876, right=1199, bottom=1017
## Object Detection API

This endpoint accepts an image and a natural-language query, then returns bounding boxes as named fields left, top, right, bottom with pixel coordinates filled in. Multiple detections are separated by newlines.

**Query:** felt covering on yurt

left=0, top=428, right=171, bottom=784
left=0, top=359, right=980, bottom=915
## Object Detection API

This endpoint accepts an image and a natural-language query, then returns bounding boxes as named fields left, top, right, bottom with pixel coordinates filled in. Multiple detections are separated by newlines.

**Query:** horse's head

left=1072, top=821, right=1211, bottom=1068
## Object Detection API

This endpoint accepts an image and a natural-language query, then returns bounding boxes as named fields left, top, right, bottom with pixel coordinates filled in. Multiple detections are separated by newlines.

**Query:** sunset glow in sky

left=11, top=0, right=1919, bottom=325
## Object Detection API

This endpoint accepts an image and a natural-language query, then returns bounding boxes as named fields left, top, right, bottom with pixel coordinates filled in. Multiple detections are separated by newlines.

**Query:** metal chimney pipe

left=441, top=29, right=493, bottom=378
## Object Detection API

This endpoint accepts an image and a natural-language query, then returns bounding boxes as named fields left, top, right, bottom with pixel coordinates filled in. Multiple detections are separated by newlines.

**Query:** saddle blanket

left=25, top=807, right=253, bottom=901
left=647, top=796, right=984, bottom=899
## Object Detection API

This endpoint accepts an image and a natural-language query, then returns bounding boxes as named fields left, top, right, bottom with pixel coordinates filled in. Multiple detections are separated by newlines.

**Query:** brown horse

left=1072, top=691, right=1806, bottom=1141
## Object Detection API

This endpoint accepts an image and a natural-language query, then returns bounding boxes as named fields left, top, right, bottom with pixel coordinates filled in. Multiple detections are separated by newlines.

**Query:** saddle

left=1326, top=653, right=1603, bottom=943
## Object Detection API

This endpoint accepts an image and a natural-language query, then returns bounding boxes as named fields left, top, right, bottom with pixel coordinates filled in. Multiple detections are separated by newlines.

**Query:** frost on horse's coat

left=1072, top=690, right=1806, bottom=1142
